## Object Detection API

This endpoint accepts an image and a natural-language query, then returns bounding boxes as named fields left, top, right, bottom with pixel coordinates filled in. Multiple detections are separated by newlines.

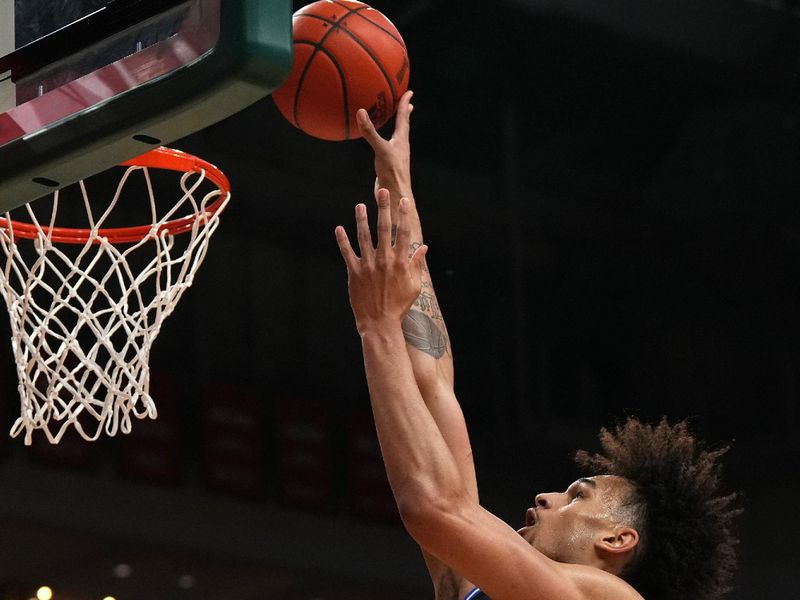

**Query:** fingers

left=338, top=195, right=418, bottom=267
left=357, top=108, right=384, bottom=149
left=357, top=88, right=414, bottom=147
left=393, top=90, right=414, bottom=140
left=354, top=203, right=374, bottom=260
left=335, top=225, right=360, bottom=273
left=375, top=188, right=393, bottom=250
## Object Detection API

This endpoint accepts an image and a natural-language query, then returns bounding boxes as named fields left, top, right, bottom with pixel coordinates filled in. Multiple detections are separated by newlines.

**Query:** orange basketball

left=272, top=0, right=410, bottom=141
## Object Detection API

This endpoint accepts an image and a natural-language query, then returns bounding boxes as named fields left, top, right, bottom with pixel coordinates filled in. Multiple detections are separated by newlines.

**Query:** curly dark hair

left=574, top=417, right=741, bottom=600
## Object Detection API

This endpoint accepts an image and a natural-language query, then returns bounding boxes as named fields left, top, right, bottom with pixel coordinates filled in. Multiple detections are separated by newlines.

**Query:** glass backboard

left=0, top=0, right=292, bottom=211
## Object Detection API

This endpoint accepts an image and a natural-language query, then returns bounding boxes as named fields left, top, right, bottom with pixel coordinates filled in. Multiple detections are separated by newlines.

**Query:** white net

left=0, top=152, right=229, bottom=444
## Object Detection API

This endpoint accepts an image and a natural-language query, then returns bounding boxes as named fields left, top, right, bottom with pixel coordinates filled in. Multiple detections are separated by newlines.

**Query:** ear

left=596, top=527, right=639, bottom=557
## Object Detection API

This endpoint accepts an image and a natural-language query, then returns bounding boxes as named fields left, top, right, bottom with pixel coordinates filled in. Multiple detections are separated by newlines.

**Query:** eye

left=571, top=491, right=584, bottom=502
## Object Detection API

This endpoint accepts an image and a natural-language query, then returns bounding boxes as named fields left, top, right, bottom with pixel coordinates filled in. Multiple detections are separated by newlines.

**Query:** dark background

left=2, top=0, right=800, bottom=598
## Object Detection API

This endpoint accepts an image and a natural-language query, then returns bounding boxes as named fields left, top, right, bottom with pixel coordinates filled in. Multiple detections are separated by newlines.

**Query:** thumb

left=357, top=108, right=384, bottom=148
left=410, top=244, right=428, bottom=275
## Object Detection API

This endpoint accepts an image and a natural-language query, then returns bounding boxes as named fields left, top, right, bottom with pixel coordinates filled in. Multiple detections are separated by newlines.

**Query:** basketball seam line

left=298, top=12, right=400, bottom=107
left=328, top=0, right=407, bottom=50
left=294, top=41, right=351, bottom=140
left=292, top=5, right=371, bottom=139
left=352, top=12, right=407, bottom=50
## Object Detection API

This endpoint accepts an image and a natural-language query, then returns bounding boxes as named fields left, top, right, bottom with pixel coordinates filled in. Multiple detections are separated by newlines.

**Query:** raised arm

left=357, top=93, right=453, bottom=381
left=335, top=196, right=595, bottom=600
left=357, top=92, right=477, bottom=600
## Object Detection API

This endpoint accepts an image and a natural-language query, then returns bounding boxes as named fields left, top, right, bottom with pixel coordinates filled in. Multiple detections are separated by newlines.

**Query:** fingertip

left=412, top=244, right=429, bottom=268
left=357, top=109, right=374, bottom=130
left=376, top=188, right=390, bottom=207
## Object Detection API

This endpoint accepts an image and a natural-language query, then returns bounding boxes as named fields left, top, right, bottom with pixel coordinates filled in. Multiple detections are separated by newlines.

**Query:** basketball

left=272, top=0, right=411, bottom=141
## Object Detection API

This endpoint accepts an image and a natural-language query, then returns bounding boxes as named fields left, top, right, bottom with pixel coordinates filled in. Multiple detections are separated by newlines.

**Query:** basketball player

left=335, top=91, right=740, bottom=600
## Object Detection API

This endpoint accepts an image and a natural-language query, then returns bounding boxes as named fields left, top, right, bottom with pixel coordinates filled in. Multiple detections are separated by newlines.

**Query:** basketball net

left=0, top=148, right=230, bottom=445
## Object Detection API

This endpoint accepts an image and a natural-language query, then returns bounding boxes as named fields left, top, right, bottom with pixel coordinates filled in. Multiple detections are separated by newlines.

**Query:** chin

left=517, top=526, right=538, bottom=546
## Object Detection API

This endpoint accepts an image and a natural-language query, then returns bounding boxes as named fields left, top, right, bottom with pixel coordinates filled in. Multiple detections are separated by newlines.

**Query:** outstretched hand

left=336, top=188, right=427, bottom=336
left=357, top=90, right=414, bottom=205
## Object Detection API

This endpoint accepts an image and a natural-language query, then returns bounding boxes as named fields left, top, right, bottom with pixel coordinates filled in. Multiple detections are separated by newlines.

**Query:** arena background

left=1, top=0, right=799, bottom=598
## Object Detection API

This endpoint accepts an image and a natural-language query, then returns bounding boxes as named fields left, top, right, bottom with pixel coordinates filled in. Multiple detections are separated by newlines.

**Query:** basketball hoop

left=0, top=147, right=231, bottom=445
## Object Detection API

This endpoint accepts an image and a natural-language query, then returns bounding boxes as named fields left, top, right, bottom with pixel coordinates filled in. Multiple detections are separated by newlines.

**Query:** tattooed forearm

left=402, top=310, right=447, bottom=358
left=414, top=291, right=443, bottom=320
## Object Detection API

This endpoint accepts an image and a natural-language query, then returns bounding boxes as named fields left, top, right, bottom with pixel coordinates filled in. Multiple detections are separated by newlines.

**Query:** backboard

left=0, top=0, right=292, bottom=211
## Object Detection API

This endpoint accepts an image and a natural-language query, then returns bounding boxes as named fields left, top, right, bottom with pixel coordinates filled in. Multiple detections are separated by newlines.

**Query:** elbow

left=396, top=484, right=463, bottom=546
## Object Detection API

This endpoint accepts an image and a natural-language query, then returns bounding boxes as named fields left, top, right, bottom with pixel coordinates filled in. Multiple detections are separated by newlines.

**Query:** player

left=334, top=91, right=740, bottom=600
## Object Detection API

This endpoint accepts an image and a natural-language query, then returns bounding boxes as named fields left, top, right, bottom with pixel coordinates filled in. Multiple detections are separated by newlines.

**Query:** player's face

left=517, top=475, right=633, bottom=564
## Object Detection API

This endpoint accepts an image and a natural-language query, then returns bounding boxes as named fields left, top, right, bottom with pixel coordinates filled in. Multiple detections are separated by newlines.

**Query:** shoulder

left=461, top=563, right=643, bottom=600
left=557, top=563, right=644, bottom=600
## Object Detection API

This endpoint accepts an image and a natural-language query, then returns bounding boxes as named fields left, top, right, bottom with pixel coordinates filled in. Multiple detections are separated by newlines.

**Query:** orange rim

left=0, top=147, right=231, bottom=244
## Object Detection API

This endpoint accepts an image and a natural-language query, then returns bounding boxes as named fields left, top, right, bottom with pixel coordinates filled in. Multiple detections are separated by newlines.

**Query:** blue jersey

left=464, top=588, right=490, bottom=600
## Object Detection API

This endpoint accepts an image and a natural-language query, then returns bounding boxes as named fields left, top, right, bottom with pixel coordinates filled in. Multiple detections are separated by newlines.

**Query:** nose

left=535, top=492, right=561, bottom=509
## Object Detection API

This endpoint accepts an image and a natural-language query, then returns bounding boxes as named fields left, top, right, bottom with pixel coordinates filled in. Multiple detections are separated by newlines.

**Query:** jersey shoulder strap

left=464, top=588, right=491, bottom=600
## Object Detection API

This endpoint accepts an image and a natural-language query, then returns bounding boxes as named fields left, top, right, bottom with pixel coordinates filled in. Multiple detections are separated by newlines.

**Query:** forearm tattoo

left=390, top=222, right=445, bottom=356
left=402, top=310, right=447, bottom=358
left=414, top=290, right=442, bottom=319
